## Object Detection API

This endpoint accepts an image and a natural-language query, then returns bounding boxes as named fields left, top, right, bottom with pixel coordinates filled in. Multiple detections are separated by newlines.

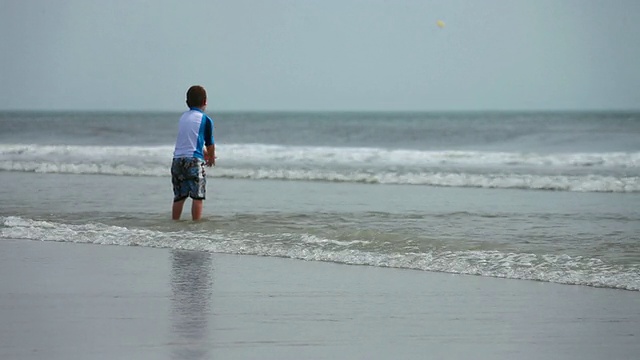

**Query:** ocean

left=1, top=111, right=639, bottom=291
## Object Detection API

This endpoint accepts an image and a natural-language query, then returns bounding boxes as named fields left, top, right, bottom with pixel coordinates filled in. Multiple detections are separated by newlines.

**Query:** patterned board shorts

left=171, top=157, right=206, bottom=202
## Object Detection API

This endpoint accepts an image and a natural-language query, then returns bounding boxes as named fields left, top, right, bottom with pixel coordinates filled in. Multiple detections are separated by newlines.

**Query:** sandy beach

left=1, top=239, right=638, bottom=360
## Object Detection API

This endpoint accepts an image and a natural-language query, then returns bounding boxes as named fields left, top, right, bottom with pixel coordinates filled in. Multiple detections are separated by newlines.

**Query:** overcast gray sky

left=1, top=0, right=639, bottom=111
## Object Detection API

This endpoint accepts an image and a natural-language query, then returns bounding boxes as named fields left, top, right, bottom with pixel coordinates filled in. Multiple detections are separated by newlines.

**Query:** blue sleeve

left=204, top=115, right=214, bottom=145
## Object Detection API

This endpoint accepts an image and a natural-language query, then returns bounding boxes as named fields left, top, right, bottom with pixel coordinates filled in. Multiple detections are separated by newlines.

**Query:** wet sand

left=1, top=239, right=638, bottom=360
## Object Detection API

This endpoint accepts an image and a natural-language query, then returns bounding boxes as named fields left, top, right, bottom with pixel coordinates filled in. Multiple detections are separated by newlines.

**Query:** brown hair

left=186, top=85, right=207, bottom=108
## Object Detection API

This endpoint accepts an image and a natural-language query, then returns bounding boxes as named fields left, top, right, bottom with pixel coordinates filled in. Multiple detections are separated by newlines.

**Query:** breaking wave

left=1, top=144, right=638, bottom=192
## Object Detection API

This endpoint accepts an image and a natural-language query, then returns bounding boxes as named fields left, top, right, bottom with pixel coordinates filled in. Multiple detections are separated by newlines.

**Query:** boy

left=171, top=85, right=216, bottom=220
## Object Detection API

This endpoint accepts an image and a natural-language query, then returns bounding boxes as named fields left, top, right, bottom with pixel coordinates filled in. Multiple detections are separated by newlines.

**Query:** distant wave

left=1, top=144, right=639, bottom=192
left=222, top=144, right=640, bottom=168
left=214, top=168, right=640, bottom=193
left=2, top=143, right=639, bottom=168
left=2, top=216, right=638, bottom=291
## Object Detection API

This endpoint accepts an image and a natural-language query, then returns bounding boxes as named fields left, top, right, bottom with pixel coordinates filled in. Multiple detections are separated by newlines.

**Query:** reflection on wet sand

left=170, top=250, right=213, bottom=360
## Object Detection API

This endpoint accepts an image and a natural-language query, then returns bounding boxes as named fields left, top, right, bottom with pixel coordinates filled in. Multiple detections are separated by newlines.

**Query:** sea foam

left=2, top=216, right=639, bottom=291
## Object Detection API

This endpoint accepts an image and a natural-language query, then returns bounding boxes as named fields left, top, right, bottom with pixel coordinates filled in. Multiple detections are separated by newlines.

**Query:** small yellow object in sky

left=436, top=20, right=445, bottom=28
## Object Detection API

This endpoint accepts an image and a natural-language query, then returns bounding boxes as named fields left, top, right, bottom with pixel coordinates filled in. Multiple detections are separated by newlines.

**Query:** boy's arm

left=204, top=115, right=215, bottom=167
left=205, top=145, right=215, bottom=167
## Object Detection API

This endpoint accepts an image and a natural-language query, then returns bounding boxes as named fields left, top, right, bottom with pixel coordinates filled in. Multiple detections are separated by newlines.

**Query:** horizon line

left=1, top=108, right=639, bottom=114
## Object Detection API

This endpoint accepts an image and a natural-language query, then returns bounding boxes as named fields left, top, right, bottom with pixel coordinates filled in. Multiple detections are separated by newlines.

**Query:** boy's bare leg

left=172, top=199, right=186, bottom=220
left=191, top=199, right=204, bottom=220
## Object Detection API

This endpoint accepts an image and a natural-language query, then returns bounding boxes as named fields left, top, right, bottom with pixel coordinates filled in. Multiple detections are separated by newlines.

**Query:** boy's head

left=186, top=85, right=207, bottom=109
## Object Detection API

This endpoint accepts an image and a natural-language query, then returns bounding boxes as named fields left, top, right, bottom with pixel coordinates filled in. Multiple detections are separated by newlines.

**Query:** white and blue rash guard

left=173, top=108, right=214, bottom=160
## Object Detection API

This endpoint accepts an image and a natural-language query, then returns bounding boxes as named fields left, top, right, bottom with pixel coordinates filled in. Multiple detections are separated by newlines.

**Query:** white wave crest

left=2, top=143, right=639, bottom=168
left=1, top=160, right=637, bottom=192
left=0, top=160, right=168, bottom=177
